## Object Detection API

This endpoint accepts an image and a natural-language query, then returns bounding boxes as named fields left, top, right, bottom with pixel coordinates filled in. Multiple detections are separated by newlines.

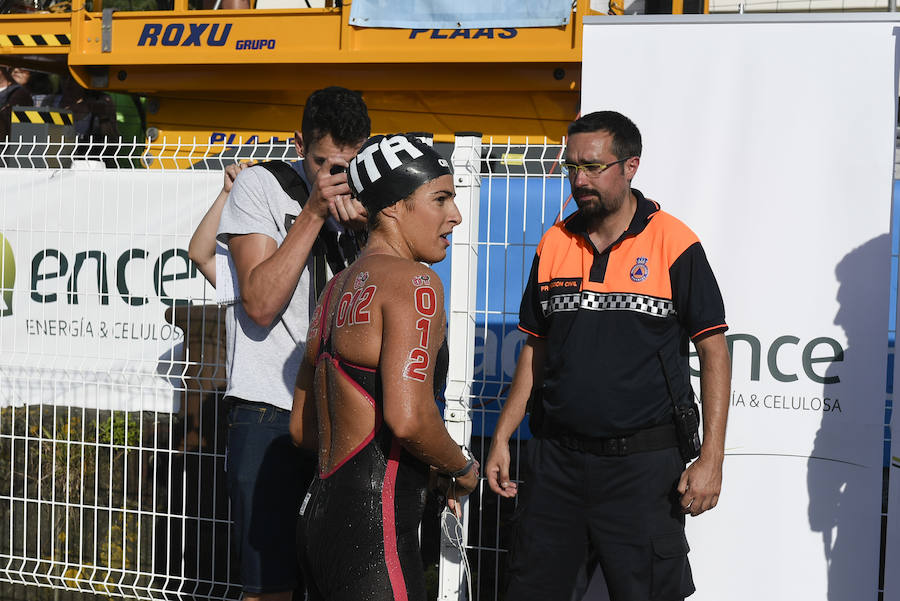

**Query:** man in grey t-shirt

left=215, top=87, right=370, bottom=601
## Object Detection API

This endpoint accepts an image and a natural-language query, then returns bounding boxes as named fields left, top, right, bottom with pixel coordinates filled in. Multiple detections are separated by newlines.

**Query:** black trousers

left=505, top=437, right=695, bottom=601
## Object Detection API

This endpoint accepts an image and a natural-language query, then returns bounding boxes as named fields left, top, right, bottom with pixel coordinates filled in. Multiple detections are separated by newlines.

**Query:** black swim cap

left=348, top=134, right=452, bottom=214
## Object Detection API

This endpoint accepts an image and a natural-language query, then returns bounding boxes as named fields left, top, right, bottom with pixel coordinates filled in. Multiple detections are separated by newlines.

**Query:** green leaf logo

left=0, top=233, right=14, bottom=317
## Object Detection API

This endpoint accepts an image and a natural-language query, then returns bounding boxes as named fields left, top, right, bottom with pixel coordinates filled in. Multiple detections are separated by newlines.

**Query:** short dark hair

left=301, top=86, right=371, bottom=149
left=567, top=111, right=642, bottom=160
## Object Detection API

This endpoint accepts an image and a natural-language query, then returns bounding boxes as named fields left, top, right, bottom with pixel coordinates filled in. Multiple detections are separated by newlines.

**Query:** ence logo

left=0, top=233, right=13, bottom=317
left=690, top=333, right=845, bottom=384
left=30, top=247, right=197, bottom=308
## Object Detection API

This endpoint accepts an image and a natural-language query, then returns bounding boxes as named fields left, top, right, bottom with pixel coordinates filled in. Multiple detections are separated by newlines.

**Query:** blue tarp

left=434, top=175, right=573, bottom=439
left=348, top=0, right=571, bottom=29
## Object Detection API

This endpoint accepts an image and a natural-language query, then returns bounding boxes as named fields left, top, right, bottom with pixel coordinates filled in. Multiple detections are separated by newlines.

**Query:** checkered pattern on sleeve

left=543, top=293, right=582, bottom=316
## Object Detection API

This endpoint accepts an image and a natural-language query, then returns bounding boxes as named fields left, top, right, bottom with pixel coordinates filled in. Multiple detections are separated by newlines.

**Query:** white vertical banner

left=0, top=169, right=220, bottom=412
left=582, top=15, right=898, bottom=601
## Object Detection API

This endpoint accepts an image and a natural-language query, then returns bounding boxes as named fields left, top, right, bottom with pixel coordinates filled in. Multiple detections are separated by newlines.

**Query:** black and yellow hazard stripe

left=12, top=110, right=74, bottom=126
left=0, top=33, right=71, bottom=47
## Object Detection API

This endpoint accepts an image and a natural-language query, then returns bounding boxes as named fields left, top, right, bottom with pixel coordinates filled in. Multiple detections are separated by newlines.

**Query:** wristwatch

left=448, top=445, right=476, bottom=478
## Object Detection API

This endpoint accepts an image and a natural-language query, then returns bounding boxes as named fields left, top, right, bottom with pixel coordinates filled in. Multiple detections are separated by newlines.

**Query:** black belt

left=541, top=422, right=679, bottom=457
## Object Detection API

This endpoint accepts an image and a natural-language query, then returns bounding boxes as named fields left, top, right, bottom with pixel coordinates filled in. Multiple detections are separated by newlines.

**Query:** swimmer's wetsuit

left=298, top=278, right=448, bottom=601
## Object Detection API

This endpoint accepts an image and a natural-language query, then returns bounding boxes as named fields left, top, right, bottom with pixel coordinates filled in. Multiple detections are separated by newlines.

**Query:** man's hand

left=222, top=161, right=254, bottom=193
left=307, top=157, right=368, bottom=227
left=486, top=439, right=518, bottom=498
left=677, top=455, right=722, bottom=516
left=682, top=332, right=730, bottom=517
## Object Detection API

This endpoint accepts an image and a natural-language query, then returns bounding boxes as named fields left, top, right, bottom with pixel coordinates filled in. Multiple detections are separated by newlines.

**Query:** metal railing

left=0, top=138, right=287, bottom=601
left=0, top=134, right=573, bottom=601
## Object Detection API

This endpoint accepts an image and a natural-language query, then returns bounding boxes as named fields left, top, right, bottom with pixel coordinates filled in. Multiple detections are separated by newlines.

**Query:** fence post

left=438, top=133, right=482, bottom=600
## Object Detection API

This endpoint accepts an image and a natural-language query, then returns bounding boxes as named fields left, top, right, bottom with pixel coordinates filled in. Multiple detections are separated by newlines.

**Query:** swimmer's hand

left=429, top=466, right=451, bottom=497
left=447, top=461, right=479, bottom=519
left=429, top=463, right=479, bottom=518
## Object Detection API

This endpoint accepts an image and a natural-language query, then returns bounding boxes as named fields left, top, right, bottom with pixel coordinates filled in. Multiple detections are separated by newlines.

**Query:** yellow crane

left=1, top=0, right=703, bottom=147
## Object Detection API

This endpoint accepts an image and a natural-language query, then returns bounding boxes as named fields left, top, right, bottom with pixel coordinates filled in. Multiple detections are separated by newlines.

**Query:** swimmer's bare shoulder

left=367, top=257, right=444, bottom=309
left=326, top=257, right=442, bottom=368
left=369, top=259, right=445, bottom=343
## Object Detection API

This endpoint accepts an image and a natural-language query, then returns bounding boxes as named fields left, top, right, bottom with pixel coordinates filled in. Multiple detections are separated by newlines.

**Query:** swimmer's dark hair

left=301, top=86, right=371, bottom=149
left=367, top=191, right=417, bottom=231
left=568, top=111, right=642, bottom=160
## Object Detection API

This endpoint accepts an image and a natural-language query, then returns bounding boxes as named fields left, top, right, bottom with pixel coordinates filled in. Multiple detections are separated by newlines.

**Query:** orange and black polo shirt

left=519, top=189, right=727, bottom=438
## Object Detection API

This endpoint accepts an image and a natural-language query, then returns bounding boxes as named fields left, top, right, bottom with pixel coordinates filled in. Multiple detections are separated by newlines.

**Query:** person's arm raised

left=230, top=158, right=353, bottom=327
left=189, top=162, right=253, bottom=286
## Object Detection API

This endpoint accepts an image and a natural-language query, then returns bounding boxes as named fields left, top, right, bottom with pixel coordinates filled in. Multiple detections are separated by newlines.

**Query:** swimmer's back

left=309, top=254, right=446, bottom=477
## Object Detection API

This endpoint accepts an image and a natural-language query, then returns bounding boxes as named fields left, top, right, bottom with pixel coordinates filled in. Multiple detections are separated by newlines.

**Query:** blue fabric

left=225, top=400, right=315, bottom=594
left=348, top=0, right=571, bottom=29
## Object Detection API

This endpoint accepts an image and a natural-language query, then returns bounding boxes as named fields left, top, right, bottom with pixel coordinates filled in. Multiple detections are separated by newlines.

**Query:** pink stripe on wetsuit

left=297, top=277, right=441, bottom=601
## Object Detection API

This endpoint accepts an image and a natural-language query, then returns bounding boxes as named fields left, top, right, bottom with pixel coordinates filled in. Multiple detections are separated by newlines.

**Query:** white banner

left=582, top=16, right=897, bottom=601
left=0, top=168, right=220, bottom=412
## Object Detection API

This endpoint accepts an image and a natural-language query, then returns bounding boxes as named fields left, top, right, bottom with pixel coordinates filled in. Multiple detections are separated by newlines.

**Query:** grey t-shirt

left=216, top=162, right=318, bottom=411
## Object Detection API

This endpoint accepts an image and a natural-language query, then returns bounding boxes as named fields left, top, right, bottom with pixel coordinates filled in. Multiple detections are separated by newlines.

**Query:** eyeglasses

left=559, top=158, right=629, bottom=178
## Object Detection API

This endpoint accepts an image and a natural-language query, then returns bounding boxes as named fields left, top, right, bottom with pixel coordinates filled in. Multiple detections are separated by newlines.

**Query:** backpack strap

left=258, top=160, right=311, bottom=207
left=257, top=160, right=366, bottom=298
left=258, top=160, right=328, bottom=297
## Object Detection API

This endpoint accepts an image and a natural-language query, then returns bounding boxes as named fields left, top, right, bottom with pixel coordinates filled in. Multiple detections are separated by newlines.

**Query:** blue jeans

left=226, top=399, right=315, bottom=594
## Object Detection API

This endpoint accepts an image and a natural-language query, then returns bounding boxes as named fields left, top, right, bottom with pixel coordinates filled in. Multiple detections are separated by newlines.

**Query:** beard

left=573, top=187, right=625, bottom=220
